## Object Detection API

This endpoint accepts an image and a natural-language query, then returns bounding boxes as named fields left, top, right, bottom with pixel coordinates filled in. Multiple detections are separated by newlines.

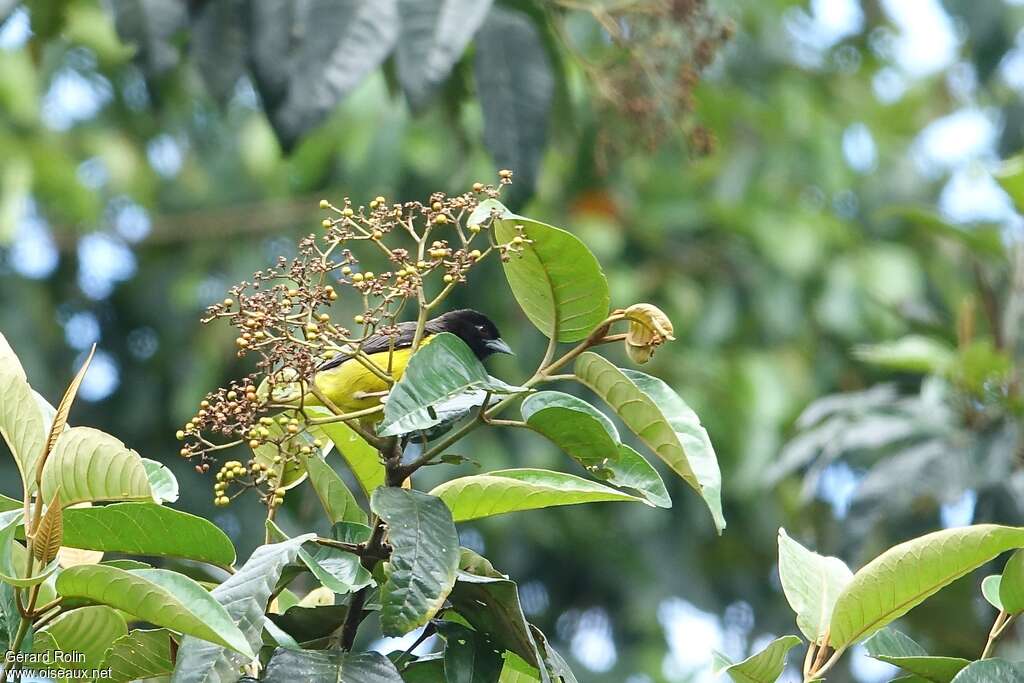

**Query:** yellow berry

left=319, top=199, right=329, bottom=209
left=175, top=430, right=185, bottom=441
left=468, top=223, right=481, bottom=233
left=512, top=236, right=524, bottom=245
left=322, top=219, right=332, bottom=229
left=341, top=266, right=352, bottom=275
left=249, top=439, right=261, bottom=449
left=354, top=315, right=365, bottom=324
left=433, top=214, right=448, bottom=225
left=472, top=182, right=484, bottom=192
left=469, top=249, right=481, bottom=259
left=342, top=208, right=354, bottom=217
left=432, top=202, right=442, bottom=211
left=352, top=273, right=364, bottom=282
left=223, top=298, right=234, bottom=307
left=443, top=274, right=454, bottom=283
left=375, top=196, right=385, bottom=204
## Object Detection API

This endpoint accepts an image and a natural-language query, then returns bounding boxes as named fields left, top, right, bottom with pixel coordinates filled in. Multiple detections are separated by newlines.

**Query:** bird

left=308, top=308, right=512, bottom=417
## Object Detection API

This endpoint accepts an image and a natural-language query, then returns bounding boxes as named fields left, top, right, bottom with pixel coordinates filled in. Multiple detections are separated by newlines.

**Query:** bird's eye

left=476, top=324, right=486, bottom=332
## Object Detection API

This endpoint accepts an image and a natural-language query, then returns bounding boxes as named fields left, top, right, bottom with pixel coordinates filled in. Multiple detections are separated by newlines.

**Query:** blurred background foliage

left=2, top=0, right=1024, bottom=681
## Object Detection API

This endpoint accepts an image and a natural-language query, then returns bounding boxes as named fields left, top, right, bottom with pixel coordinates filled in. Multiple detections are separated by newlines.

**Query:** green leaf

left=263, top=648, right=403, bottom=682
left=575, top=354, right=725, bottom=532
left=521, top=391, right=620, bottom=468
left=530, top=625, right=577, bottom=683
left=190, top=0, right=246, bottom=104
left=448, top=572, right=546, bottom=677
left=99, top=629, right=174, bottom=683
left=170, top=534, right=313, bottom=682
left=520, top=392, right=669, bottom=507
left=949, top=659, right=1024, bottom=683
left=0, top=494, right=18, bottom=512
left=429, top=468, right=648, bottom=522
left=371, top=488, right=459, bottom=636
left=302, top=544, right=374, bottom=597
left=395, top=0, right=493, bottom=111
left=995, top=153, right=1024, bottom=215
left=852, top=335, right=955, bottom=374
left=499, top=653, right=543, bottom=682
left=777, top=529, right=853, bottom=644
left=864, top=629, right=969, bottom=683
left=267, top=604, right=351, bottom=645
left=379, top=333, right=528, bottom=437
left=438, top=621, right=504, bottom=683
left=982, top=575, right=1004, bottom=611
left=0, top=331, right=47, bottom=496
left=61, top=502, right=235, bottom=568
left=249, top=0, right=399, bottom=150
left=491, top=209, right=609, bottom=343
left=829, top=525, right=1024, bottom=650
left=712, top=635, right=801, bottom=683
left=0, top=511, right=57, bottom=588
left=311, top=408, right=386, bottom=496
left=142, top=458, right=179, bottom=503
left=32, top=605, right=127, bottom=672
left=302, top=452, right=368, bottom=525
left=475, top=7, right=554, bottom=205
left=604, top=444, right=672, bottom=509
left=1000, top=549, right=1024, bottom=614
left=55, top=565, right=252, bottom=656
left=41, top=427, right=152, bottom=506
left=864, top=628, right=928, bottom=657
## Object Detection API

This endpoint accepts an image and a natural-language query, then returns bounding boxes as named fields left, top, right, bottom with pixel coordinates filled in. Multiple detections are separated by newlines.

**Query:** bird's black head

left=430, top=309, right=512, bottom=361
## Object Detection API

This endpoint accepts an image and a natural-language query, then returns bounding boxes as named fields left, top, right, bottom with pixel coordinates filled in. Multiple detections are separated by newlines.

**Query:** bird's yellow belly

left=312, top=348, right=416, bottom=416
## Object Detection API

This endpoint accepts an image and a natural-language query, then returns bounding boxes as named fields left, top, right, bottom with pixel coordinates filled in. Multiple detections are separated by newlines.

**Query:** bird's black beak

left=485, top=338, right=514, bottom=356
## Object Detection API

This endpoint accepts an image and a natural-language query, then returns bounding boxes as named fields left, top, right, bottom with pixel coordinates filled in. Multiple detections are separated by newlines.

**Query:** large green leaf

left=521, top=391, right=620, bottom=468
left=520, top=391, right=669, bottom=508
left=379, top=333, right=527, bottom=437
left=263, top=649, right=403, bottom=682
left=395, top=0, right=493, bottom=111
left=448, top=572, right=546, bottom=678
left=475, top=8, right=555, bottom=205
left=777, top=529, right=853, bottom=644
left=949, top=659, right=1024, bottom=683
left=0, top=511, right=58, bottom=588
left=41, top=427, right=152, bottom=506
left=712, top=635, right=801, bottom=683
left=0, top=331, right=47, bottom=496
left=430, top=468, right=647, bottom=522
left=61, top=502, right=235, bottom=568
left=302, top=452, right=368, bottom=525
left=249, top=0, right=399, bottom=149
left=0, top=494, right=18, bottom=512
left=55, top=565, right=252, bottom=656
left=1000, top=549, right=1024, bottom=614
left=170, top=534, right=313, bottom=682
left=438, top=620, right=503, bottom=683
left=32, top=605, right=127, bottom=673
left=190, top=0, right=246, bottom=104
left=498, top=653, right=543, bottom=682
left=311, top=408, right=385, bottom=496
left=99, top=629, right=174, bottom=683
left=490, top=206, right=609, bottom=343
left=371, top=488, right=459, bottom=636
left=574, top=354, right=725, bottom=531
left=828, top=525, right=1024, bottom=650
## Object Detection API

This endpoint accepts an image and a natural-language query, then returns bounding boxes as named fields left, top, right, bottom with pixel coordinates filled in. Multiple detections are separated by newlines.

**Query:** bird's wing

left=316, top=320, right=420, bottom=372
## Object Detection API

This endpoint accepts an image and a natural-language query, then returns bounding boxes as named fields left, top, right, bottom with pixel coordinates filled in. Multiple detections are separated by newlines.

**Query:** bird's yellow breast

left=312, top=336, right=434, bottom=416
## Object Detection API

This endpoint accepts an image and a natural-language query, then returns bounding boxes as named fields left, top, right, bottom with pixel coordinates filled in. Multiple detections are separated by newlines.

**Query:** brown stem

left=982, top=610, right=1010, bottom=659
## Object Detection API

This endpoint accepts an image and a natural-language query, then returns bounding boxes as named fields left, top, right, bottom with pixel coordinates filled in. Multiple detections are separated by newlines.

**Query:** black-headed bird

left=309, top=308, right=512, bottom=416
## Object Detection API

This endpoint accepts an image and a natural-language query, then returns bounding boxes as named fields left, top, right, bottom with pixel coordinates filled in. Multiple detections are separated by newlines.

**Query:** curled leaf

left=623, top=303, right=675, bottom=364
left=33, top=489, right=63, bottom=565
